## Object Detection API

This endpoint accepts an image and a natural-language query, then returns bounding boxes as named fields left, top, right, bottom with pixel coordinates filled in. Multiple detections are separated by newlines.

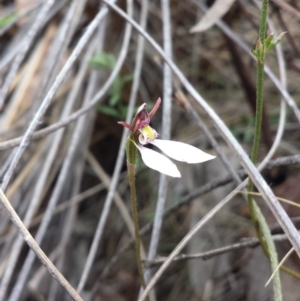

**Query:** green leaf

left=96, top=105, right=120, bottom=117
left=109, top=93, right=120, bottom=107
left=265, top=33, right=274, bottom=51
left=119, top=104, right=128, bottom=119
left=121, top=74, right=133, bottom=84
left=252, top=39, right=263, bottom=63
left=0, top=13, right=17, bottom=28
left=89, top=52, right=116, bottom=69
left=109, top=77, right=122, bottom=106
left=265, top=32, right=287, bottom=52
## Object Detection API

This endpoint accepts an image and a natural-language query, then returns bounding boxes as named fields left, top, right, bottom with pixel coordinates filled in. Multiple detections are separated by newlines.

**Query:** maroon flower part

left=118, top=98, right=161, bottom=136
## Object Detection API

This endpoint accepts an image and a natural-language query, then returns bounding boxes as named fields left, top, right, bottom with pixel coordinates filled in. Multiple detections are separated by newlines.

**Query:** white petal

left=150, top=139, right=216, bottom=163
left=135, top=144, right=181, bottom=178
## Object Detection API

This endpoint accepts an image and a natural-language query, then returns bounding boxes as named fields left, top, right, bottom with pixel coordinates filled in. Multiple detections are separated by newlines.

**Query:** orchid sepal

left=150, top=139, right=216, bottom=163
left=134, top=143, right=181, bottom=178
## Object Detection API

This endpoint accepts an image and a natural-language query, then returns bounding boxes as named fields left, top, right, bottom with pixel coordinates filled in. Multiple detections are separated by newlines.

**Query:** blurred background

left=0, top=0, right=299, bottom=300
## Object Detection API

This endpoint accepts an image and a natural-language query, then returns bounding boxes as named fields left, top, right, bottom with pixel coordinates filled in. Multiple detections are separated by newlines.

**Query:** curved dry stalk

left=0, top=188, right=84, bottom=301
left=145, top=0, right=172, bottom=285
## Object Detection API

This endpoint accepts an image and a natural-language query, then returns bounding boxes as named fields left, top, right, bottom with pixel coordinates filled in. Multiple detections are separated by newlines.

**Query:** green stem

left=126, top=138, right=147, bottom=289
left=247, top=0, right=268, bottom=238
left=247, top=1, right=282, bottom=300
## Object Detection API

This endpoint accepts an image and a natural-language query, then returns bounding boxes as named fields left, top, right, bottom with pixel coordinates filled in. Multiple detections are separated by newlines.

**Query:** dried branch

left=144, top=232, right=298, bottom=267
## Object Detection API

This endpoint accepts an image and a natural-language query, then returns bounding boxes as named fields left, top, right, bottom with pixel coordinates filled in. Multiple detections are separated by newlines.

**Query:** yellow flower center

left=139, top=125, right=158, bottom=145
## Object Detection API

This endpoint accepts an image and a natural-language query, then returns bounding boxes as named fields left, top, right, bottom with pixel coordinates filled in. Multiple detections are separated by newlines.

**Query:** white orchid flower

left=119, top=98, right=215, bottom=177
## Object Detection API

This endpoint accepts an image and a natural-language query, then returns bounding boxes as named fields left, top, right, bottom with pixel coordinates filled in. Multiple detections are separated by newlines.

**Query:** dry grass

left=0, top=0, right=299, bottom=300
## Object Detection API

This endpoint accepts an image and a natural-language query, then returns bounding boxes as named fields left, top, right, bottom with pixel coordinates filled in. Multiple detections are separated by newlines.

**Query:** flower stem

left=126, top=138, right=147, bottom=290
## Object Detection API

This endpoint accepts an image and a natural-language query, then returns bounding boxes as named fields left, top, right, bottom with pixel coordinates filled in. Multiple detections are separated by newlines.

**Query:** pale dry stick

left=36, top=0, right=87, bottom=106
left=145, top=232, right=298, bottom=267
left=96, top=2, right=300, bottom=298
left=185, top=96, right=242, bottom=185
left=265, top=247, right=295, bottom=287
left=31, top=184, right=106, bottom=227
left=0, top=0, right=67, bottom=73
left=0, top=188, right=84, bottom=301
left=6, top=38, right=98, bottom=301
left=237, top=190, right=300, bottom=209
left=1, top=4, right=109, bottom=192
left=0, top=0, right=55, bottom=110
left=145, top=0, right=172, bottom=286
left=29, top=241, right=68, bottom=291
left=0, top=155, right=12, bottom=183
left=2, top=24, right=57, bottom=130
